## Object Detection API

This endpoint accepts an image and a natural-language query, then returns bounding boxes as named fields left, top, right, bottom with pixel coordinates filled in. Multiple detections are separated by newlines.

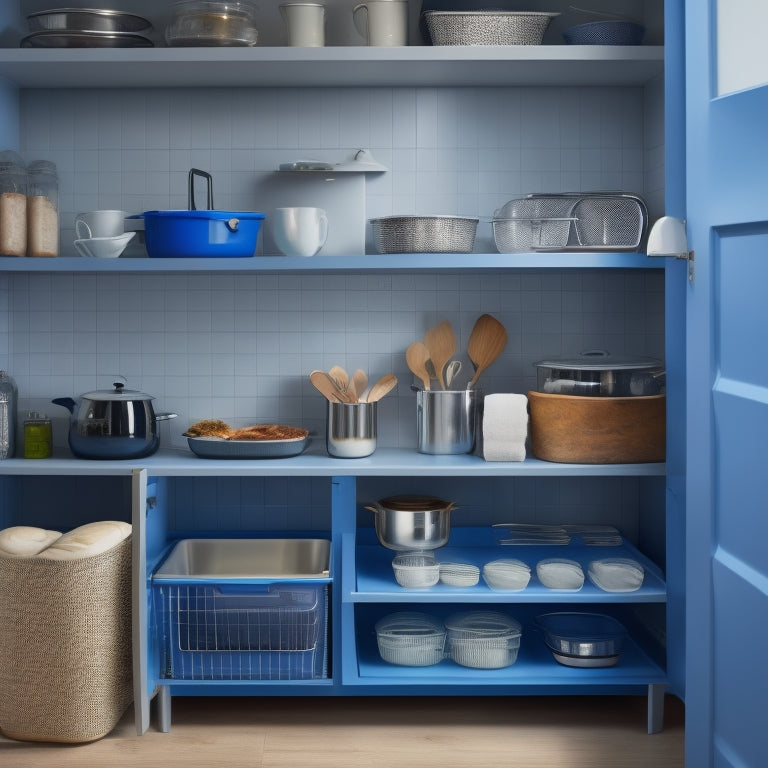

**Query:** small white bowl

left=536, top=558, right=585, bottom=590
left=588, top=558, right=645, bottom=592
left=74, top=231, right=135, bottom=258
left=482, top=558, right=531, bottom=591
left=439, top=562, right=480, bottom=587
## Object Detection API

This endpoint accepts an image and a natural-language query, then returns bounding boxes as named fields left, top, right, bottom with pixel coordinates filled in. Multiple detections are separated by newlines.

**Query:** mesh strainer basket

left=375, top=612, right=446, bottom=666
left=424, top=11, right=559, bottom=46
left=370, top=216, right=478, bottom=254
left=571, top=195, right=648, bottom=250
left=392, top=552, right=440, bottom=588
left=493, top=196, right=577, bottom=252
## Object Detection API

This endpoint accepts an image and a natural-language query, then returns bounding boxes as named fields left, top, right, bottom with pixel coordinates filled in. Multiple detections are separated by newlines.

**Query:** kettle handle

left=52, top=397, right=76, bottom=413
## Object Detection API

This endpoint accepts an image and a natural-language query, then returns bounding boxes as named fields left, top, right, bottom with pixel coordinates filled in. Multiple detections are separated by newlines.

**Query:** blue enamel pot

left=135, top=209, right=265, bottom=258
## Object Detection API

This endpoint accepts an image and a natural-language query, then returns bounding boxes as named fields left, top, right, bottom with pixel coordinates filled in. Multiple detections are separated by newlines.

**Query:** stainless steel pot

left=53, top=381, right=177, bottom=459
left=365, top=495, right=455, bottom=551
left=534, top=350, right=665, bottom=397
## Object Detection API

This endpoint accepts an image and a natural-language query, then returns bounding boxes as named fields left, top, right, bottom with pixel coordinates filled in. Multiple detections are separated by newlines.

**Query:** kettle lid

left=81, top=381, right=154, bottom=401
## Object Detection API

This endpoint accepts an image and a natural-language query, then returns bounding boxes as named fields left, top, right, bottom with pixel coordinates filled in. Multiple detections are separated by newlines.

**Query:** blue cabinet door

left=684, top=2, right=768, bottom=766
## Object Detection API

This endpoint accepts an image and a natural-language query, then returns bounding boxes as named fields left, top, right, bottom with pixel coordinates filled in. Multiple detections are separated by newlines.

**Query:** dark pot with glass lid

left=53, top=381, right=177, bottom=459
left=534, top=350, right=665, bottom=397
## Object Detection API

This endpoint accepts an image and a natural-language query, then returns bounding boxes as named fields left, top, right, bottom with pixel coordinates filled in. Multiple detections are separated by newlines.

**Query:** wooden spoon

left=406, top=342, right=432, bottom=391
left=310, top=370, right=345, bottom=402
left=467, top=314, right=508, bottom=388
left=424, top=320, right=456, bottom=390
left=366, top=373, right=398, bottom=402
left=350, top=369, right=368, bottom=402
left=328, top=365, right=349, bottom=393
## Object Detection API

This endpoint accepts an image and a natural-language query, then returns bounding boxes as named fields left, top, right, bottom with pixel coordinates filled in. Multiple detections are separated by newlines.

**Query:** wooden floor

left=0, top=694, right=684, bottom=767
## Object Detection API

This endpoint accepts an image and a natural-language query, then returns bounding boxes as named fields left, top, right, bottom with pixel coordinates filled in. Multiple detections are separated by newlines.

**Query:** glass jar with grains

left=0, top=151, right=28, bottom=257
left=27, top=160, right=59, bottom=257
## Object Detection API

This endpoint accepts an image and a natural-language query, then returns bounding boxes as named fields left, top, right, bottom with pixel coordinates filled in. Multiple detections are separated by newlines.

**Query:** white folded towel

left=38, top=520, right=132, bottom=560
left=482, top=393, right=529, bottom=462
left=0, top=526, right=62, bottom=558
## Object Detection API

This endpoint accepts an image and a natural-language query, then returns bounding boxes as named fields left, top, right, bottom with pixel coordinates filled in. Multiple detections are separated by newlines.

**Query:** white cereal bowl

left=74, top=231, right=135, bottom=258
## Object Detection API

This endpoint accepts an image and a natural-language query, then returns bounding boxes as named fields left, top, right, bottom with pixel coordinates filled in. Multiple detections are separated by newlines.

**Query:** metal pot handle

left=155, top=412, right=178, bottom=421
left=188, top=168, right=213, bottom=211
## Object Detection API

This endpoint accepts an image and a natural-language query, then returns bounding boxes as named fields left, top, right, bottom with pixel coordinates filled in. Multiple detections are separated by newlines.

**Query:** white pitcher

left=279, top=3, right=325, bottom=47
left=353, top=0, right=408, bottom=47
left=272, top=207, right=329, bottom=257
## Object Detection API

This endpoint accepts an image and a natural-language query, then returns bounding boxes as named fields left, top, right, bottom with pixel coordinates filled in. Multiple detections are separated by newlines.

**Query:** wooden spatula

left=467, top=314, right=507, bottom=387
left=424, top=320, right=456, bottom=390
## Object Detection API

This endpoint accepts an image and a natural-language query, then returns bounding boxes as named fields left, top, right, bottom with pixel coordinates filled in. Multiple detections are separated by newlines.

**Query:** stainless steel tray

left=27, top=8, right=152, bottom=33
left=187, top=434, right=309, bottom=459
left=21, top=30, right=154, bottom=48
left=154, top=538, right=331, bottom=579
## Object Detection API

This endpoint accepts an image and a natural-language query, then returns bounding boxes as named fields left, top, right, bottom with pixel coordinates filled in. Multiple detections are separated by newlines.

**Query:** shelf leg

left=647, top=683, right=666, bottom=734
left=156, top=685, right=172, bottom=733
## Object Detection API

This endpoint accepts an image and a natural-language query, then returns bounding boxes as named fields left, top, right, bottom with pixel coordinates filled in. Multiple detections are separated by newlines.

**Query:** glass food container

left=26, top=160, right=58, bottom=257
left=0, top=152, right=28, bottom=257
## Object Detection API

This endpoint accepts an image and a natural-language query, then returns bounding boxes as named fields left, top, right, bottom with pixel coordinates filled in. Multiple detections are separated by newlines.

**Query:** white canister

left=280, top=3, right=325, bottom=47
left=353, top=0, right=408, bottom=46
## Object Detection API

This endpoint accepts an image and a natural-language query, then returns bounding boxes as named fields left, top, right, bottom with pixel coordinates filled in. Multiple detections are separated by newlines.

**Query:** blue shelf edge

left=0, top=252, right=662, bottom=273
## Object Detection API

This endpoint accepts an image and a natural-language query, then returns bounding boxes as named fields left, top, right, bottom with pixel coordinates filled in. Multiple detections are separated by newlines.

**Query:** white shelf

left=0, top=46, right=664, bottom=89
left=0, top=252, right=661, bottom=273
left=0, top=446, right=666, bottom=477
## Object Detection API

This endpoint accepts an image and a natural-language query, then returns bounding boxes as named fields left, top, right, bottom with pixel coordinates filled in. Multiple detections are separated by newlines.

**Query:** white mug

left=273, top=207, right=329, bottom=257
left=279, top=3, right=325, bottom=47
left=75, top=210, right=129, bottom=240
left=353, top=0, right=408, bottom=47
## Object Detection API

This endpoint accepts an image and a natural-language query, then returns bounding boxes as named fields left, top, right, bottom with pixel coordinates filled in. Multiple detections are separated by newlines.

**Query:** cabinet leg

left=647, top=683, right=666, bottom=734
left=156, top=685, right=172, bottom=733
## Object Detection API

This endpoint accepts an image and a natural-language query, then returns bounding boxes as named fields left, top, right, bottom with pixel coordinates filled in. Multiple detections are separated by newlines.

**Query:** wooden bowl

left=527, top=391, right=665, bottom=464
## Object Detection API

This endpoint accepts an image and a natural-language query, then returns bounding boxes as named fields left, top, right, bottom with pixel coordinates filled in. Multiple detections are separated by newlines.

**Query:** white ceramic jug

left=279, top=3, right=325, bottom=47
left=352, top=0, right=408, bottom=46
left=273, top=207, right=329, bottom=257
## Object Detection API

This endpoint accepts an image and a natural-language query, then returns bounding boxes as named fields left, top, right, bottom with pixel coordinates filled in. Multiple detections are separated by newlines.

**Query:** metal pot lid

left=81, top=381, right=154, bottom=401
left=534, top=350, right=662, bottom=371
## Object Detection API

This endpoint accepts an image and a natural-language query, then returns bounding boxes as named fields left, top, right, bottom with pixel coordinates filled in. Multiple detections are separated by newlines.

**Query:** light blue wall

left=8, top=84, right=665, bottom=458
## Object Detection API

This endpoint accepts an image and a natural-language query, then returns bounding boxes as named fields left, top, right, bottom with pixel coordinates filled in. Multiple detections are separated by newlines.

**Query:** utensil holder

left=416, top=389, right=481, bottom=455
left=326, top=401, right=377, bottom=458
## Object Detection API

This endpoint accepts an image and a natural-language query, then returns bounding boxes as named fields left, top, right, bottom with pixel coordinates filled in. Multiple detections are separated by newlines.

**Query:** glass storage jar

left=26, top=160, right=58, bottom=257
left=0, top=151, right=28, bottom=257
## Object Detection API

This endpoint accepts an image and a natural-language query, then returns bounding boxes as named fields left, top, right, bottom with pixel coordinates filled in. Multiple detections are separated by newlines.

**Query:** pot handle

left=188, top=168, right=213, bottom=211
left=155, top=412, right=178, bottom=421
left=363, top=505, right=380, bottom=515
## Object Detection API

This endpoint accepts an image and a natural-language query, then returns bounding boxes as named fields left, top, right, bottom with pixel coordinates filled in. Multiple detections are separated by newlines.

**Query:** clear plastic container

left=165, top=1, right=259, bottom=46
left=26, top=160, right=58, bottom=257
left=0, top=152, right=27, bottom=257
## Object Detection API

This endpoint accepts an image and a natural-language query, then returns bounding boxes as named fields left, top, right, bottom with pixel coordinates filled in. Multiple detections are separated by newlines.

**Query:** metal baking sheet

left=27, top=8, right=152, bottom=33
left=187, top=435, right=309, bottom=459
left=21, top=30, right=154, bottom=48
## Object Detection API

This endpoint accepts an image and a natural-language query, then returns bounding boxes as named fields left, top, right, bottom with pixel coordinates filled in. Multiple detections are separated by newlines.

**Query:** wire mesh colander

left=494, top=193, right=648, bottom=252
left=370, top=216, right=478, bottom=254
left=571, top=195, right=648, bottom=249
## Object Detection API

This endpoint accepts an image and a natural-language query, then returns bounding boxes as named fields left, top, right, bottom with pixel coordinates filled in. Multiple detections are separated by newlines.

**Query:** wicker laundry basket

left=0, top=535, right=132, bottom=743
